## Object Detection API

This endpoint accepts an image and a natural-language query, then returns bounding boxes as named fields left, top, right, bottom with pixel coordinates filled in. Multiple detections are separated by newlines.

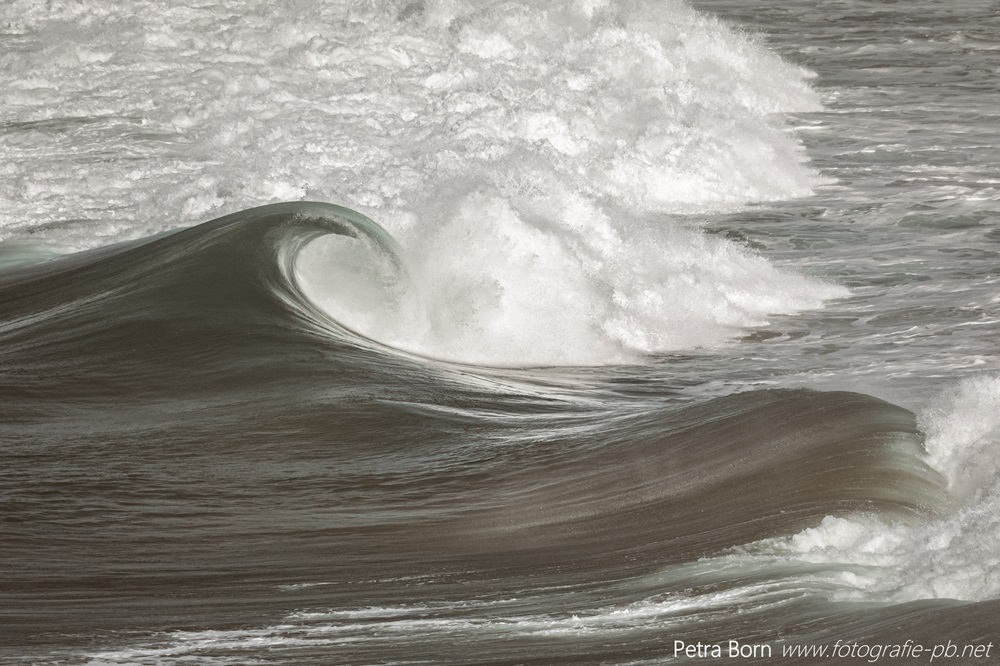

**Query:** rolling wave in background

left=2, top=0, right=1000, bottom=664
left=0, top=0, right=843, bottom=365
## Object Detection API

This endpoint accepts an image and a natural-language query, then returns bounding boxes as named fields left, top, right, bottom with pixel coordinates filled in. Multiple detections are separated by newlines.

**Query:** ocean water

left=1, top=0, right=999, bottom=664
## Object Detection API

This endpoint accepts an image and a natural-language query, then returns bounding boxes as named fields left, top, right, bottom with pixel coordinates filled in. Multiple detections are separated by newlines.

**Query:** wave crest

left=2, top=0, right=842, bottom=365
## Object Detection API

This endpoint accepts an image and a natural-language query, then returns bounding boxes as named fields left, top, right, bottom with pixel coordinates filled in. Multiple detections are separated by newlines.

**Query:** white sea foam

left=0, top=0, right=841, bottom=364
left=295, top=209, right=845, bottom=364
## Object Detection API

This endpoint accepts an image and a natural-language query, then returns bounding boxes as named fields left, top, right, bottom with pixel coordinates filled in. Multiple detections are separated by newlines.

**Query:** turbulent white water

left=0, top=0, right=843, bottom=365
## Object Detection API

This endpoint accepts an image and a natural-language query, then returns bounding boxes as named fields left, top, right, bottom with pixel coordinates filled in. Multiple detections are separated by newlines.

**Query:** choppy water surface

left=2, top=1, right=1000, bottom=664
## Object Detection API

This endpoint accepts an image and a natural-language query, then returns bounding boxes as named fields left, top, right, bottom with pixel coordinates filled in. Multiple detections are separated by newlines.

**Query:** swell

left=0, top=203, right=948, bottom=555
left=0, top=204, right=950, bottom=652
left=447, top=389, right=948, bottom=570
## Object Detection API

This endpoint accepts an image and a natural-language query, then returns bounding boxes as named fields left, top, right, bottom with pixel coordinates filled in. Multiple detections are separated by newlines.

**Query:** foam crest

left=920, top=374, right=1000, bottom=501
left=300, top=187, right=844, bottom=364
